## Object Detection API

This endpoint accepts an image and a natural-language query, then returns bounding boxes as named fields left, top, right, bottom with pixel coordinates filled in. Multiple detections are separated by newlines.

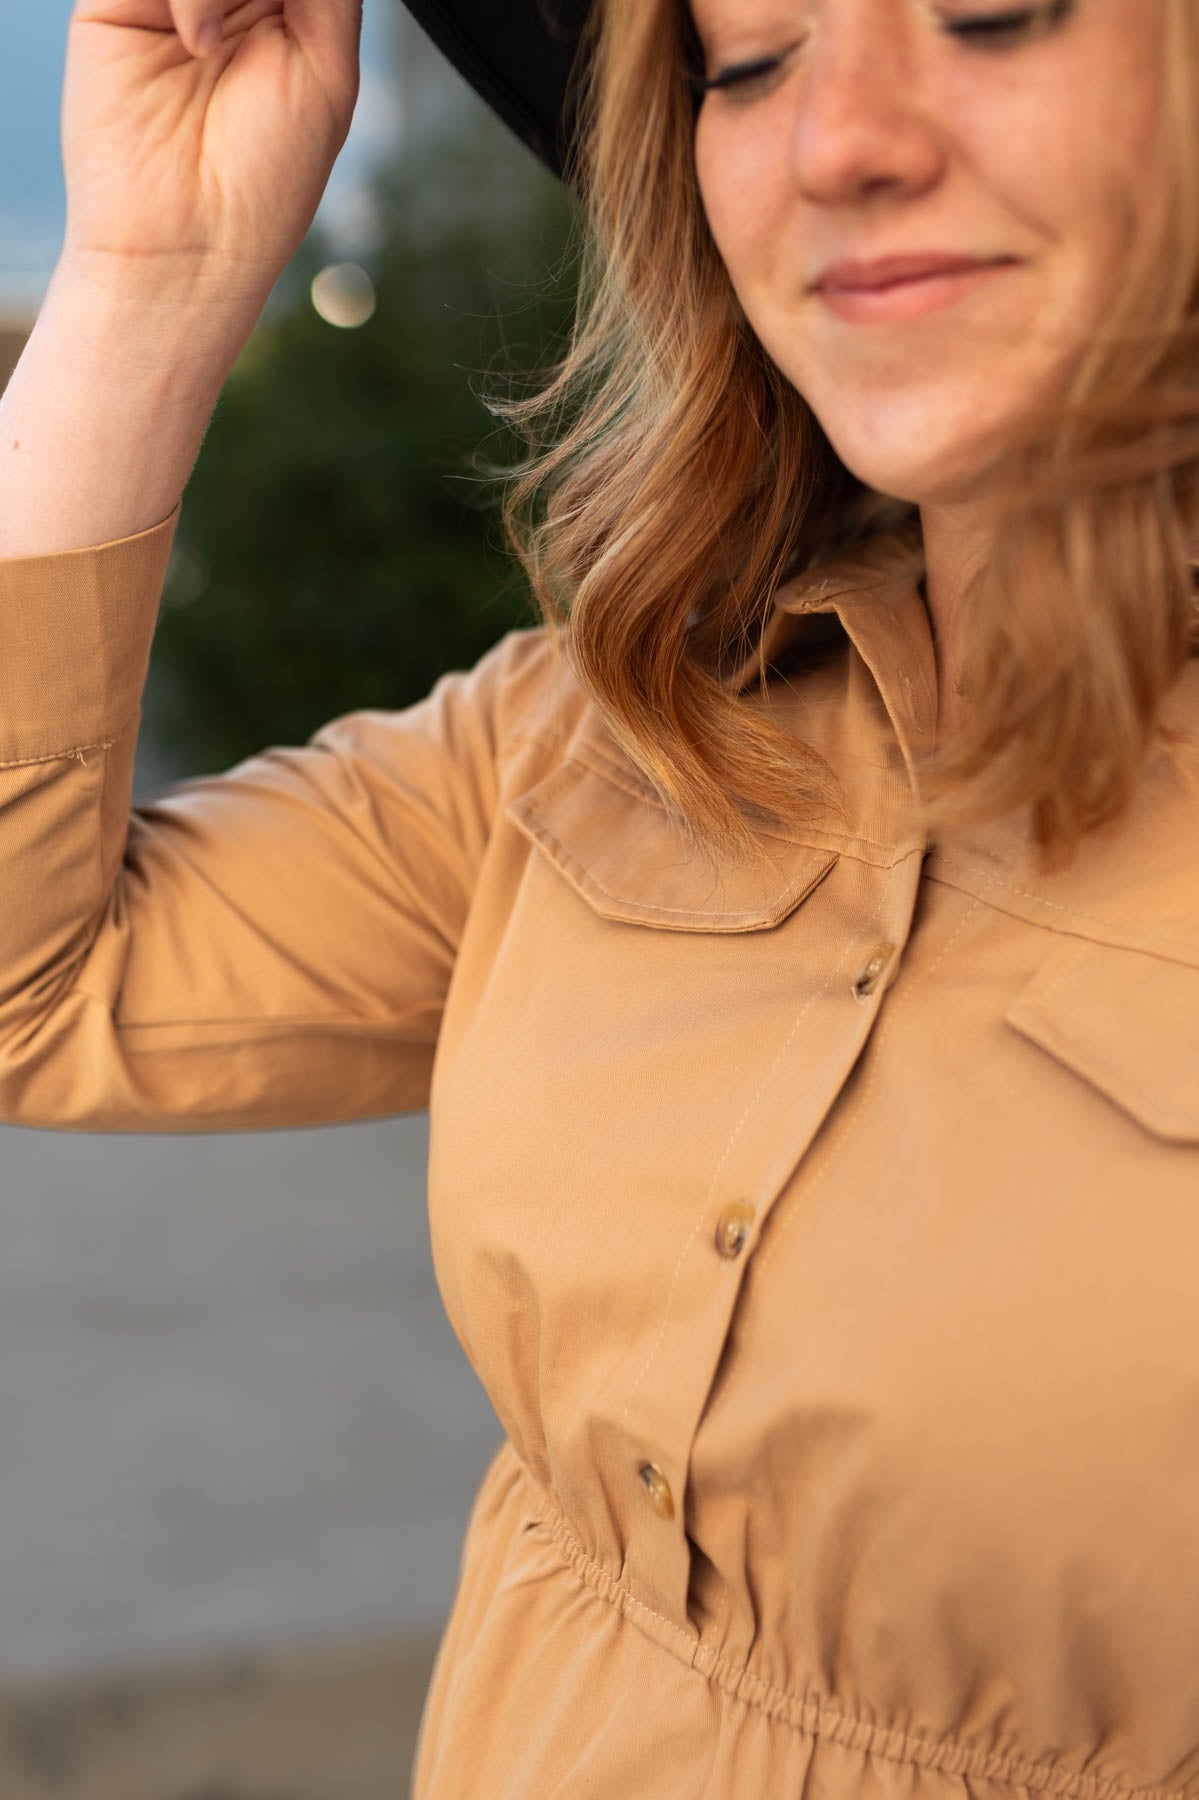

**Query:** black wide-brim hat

left=401, top=1, right=593, bottom=182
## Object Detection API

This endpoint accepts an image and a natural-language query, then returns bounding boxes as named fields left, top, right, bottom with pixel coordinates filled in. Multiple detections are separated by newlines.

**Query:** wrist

left=45, top=249, right=270, bottom=394
left=0, top=256, right=260, bottom=557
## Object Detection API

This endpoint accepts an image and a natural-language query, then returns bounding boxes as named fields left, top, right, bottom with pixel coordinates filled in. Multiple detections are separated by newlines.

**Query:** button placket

left=634, top=1204, right=756, bottom=1526
left=615, top=888, right=922, bottom=1602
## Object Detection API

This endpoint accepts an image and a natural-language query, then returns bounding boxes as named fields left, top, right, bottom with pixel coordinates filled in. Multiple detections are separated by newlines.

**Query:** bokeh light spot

left=310, top=263, right=378, bottom=330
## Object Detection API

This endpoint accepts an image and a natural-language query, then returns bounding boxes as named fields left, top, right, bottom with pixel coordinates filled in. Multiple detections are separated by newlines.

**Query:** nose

left=789, top=14, right=945, bottom=207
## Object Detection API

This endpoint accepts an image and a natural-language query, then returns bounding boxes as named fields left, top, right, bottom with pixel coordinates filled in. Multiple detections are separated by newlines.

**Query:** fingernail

left=196, top=16, right=222, bottom=57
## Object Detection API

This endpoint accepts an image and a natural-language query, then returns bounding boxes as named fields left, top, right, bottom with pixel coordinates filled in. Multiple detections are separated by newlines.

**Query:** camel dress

left=2, top=503, right=1199, bottom=1800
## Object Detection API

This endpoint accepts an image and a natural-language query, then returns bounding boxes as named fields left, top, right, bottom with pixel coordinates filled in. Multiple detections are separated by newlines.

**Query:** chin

left=817, top=423, right=1010, bottom=512
left=794, top=363, right=1030, bottom=505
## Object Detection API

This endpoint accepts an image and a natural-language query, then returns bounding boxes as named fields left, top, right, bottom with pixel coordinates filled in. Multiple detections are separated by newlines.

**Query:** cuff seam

left=0, top=736, right=117, bottom=771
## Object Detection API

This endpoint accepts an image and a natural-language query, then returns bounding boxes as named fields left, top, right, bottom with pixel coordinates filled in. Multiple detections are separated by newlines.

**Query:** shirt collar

left=728, top=526, right=937, bottom=803
left=525, top=527, right=1199, bottom=946
left=724, top=532, right=1199, bottom=914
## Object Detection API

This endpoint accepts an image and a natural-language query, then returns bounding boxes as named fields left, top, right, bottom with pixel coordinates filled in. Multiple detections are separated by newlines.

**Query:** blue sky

left=0, top=1, right=410, bottom=317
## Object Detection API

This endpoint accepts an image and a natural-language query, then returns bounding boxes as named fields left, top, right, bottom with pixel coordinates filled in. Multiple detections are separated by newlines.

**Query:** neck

left=918, top=503, right=991, bottom=741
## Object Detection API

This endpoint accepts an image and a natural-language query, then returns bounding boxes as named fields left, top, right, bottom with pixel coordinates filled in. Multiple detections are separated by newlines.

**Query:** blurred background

left=0, top=4, right=577, bottom=1794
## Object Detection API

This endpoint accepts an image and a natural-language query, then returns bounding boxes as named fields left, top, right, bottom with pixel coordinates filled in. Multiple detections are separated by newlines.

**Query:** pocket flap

left=1005, top=935, right=1199, bottom=1144
left=505, top=755, right=838, bottom=933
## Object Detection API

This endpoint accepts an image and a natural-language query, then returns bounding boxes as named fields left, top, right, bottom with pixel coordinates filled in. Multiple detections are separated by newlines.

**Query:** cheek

left=950, top=25, right=1168, bottom=278
left=694, top=114, right=793, bottom=298
left=985, top=125, right=1162, bottom=328
left=1082, top=40, right=1172, bottom=266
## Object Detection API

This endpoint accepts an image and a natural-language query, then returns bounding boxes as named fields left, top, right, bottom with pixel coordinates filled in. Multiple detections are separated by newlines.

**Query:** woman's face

left=691, top=0, right=1169, bottom=508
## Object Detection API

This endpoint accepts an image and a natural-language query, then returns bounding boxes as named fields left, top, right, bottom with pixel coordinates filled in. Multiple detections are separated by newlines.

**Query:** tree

left=145, top=103, right=578, bottom=776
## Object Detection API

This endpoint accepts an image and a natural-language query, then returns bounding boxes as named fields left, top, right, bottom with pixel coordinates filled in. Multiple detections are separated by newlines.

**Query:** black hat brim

left=401, top=1, right=592, bottom=182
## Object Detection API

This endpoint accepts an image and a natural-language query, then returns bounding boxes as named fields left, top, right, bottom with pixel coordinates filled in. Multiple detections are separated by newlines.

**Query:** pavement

left=0, top=1628, right=443, bottom=1798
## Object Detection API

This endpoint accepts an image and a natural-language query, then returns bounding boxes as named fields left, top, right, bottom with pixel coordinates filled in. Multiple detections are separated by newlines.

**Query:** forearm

left=0, top=255, right=264, bottom=557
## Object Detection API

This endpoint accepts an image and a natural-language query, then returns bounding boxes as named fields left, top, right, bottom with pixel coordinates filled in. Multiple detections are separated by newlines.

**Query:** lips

left=813, top=253, right=1015, bottom=293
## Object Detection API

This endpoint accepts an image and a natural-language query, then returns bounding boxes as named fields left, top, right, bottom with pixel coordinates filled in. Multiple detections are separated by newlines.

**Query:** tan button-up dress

left=3, top=504, right=1199, bottom=1800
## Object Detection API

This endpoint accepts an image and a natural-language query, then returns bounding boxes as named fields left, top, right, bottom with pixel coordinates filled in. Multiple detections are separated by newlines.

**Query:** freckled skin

left=689, top=0, right=1169, bottom=731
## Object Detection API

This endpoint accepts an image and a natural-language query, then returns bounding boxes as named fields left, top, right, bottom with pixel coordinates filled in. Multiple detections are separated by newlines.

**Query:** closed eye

left=940, top=0, right=1074, bottom=46
left=693, top=53, right=792, bottom=99
left=691, top=0, right=1073, bottom=97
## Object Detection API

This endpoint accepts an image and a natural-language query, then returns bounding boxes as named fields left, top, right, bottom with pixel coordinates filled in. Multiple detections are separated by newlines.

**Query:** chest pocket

left=1005, top=932, right=1199, bottom=1145
left=504, top=749, right=838, bottom=934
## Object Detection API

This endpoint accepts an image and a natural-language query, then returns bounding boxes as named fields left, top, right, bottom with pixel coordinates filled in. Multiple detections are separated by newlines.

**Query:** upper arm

left=0, top=503, right=556, bottom=1131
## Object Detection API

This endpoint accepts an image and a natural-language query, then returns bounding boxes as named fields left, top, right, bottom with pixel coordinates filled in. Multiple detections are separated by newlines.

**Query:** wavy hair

left=486, top=0, right=1199, bottom=876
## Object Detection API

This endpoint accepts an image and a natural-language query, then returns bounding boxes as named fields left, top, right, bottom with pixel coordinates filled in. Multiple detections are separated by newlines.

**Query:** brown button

left=637, top=1462, right=675, bottom=1519
left=852, top=941, right=896, bottom=1001
left=714, top=1201, right=755, bottom=1260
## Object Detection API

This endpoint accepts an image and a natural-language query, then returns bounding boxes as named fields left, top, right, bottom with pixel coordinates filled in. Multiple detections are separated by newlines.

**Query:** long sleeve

left=0, top=505, right=547, bottom=1132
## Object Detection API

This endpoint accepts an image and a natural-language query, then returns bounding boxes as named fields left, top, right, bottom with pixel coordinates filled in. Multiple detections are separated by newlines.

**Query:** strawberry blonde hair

left=488, top=0, right=1199, bottom=875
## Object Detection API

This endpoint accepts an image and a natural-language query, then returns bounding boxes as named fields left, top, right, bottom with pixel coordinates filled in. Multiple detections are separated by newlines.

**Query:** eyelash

left=696, top=1, right=1073, bottom=96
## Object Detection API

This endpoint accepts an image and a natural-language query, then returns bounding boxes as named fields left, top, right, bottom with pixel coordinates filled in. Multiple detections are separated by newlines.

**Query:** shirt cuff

left=0, top=503, right=182, bottom=766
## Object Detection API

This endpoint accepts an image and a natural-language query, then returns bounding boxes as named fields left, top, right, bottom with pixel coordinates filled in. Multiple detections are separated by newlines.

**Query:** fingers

left=162, top=0, right=362, bottom=79
left=168, top=1, right=224, bottom=60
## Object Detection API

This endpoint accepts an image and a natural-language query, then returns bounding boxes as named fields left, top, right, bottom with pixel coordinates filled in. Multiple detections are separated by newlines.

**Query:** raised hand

left=62, top=0, right=365, bottom=300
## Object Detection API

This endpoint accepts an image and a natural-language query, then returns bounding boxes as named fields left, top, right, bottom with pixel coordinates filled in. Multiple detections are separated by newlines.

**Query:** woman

left=1, top=1, right=1198, bottom=1795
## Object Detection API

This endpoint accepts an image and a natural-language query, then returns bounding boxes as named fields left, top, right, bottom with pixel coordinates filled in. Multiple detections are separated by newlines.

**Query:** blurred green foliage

left=145, top=104, right=579, bottom=777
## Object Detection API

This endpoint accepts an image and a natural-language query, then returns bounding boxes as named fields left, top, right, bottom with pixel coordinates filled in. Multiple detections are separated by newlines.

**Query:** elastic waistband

left=506, top=1447, right=1189, bottom=1800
